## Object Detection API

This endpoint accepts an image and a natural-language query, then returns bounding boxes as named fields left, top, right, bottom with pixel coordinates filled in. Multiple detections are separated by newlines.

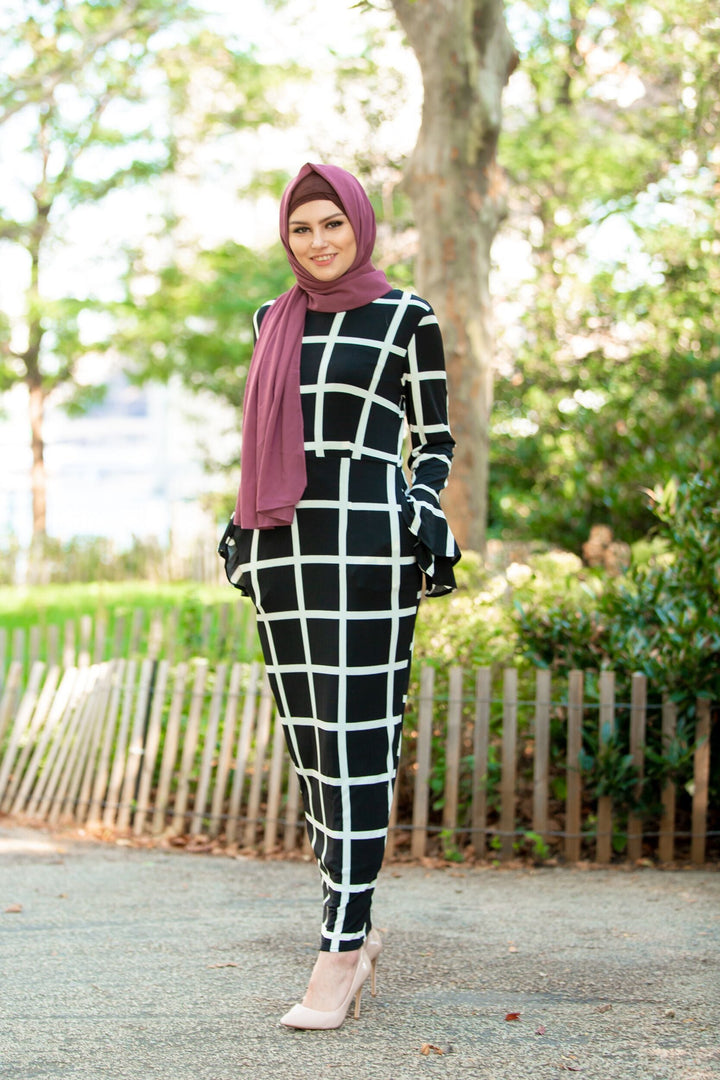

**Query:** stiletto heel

left=281, top=947, right=372, bottom=1030
left=353, top=984, right=363, bottom=1020
left=365, top=928, right=383, bottom=996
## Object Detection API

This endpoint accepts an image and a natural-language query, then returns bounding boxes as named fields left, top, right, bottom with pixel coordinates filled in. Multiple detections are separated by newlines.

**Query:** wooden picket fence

left=0, top=655, right=714, bottom=864
left=0, top=605, right=258, bottom=679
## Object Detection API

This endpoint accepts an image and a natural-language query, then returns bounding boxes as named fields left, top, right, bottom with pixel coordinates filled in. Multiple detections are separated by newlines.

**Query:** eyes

left=290, top=218, right=347, bottom=235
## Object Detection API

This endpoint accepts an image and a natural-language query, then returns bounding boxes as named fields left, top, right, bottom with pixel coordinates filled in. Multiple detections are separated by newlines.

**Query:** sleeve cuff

left=400, top=491, right=461, bottom=597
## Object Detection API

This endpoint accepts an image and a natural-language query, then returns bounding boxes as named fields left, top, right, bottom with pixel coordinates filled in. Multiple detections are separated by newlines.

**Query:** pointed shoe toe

left=280, top=948, right=371, bottom=1031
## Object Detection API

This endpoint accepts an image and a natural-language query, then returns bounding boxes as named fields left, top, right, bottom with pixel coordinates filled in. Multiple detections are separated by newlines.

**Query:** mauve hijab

left=235, top=163, right=391, bottom=529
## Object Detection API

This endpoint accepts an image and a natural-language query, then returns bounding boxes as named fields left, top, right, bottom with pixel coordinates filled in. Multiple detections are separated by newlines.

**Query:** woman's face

left=287, top=199, right=357, bottom=281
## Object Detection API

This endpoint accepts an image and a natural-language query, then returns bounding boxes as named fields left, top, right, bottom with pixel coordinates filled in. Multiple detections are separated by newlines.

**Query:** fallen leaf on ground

left=535, top=1025, right=546, bottom=1035
left=207, top=962, right=239, bottom=968
left=420, top=1044, right=444, bottom=1056
left=505, top=1012, right=521, bottom=1021
left=596, top=1003, right=612, bottom=1013
left=4, top=904, right=22, bottom=914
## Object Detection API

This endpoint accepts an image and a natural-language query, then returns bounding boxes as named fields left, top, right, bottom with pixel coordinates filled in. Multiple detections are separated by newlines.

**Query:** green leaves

left=514, top=469, right=720, bottom=709
left=112, top=238, right=294, bottom=469
left=492, top=1, right=720, bottom=550
left=1, top=0, right=292, bottom=536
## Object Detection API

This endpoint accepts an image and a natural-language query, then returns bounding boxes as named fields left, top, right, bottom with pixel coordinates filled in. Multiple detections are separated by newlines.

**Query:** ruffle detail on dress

left=218, top=517, right=250, bottom=596
left=400, top=489, right=461, bottom=597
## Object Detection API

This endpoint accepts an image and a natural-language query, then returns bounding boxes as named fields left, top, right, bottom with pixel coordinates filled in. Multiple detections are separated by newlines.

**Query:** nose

left=310, top=228, right=328, bottom=249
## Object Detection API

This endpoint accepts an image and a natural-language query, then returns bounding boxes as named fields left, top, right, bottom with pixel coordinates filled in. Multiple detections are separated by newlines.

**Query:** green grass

left=0, top=581, right=261, bottom=670
left=0, top=581, right=231, bottom=626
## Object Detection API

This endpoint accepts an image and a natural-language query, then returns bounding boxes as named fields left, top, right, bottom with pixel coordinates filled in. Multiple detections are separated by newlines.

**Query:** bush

left=514, top=470, right=720, bottom=704
left=513, top=469, right=719, bottom=836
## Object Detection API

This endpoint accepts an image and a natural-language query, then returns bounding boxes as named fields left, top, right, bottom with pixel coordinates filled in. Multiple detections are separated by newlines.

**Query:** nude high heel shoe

left=364, top=928, right=383, bottom=997
left=280, top=947, right=372, bottom=1031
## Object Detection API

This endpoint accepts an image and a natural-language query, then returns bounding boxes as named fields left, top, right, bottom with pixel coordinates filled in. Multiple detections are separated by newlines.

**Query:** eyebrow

left=288, top=211, right=347, bottom=226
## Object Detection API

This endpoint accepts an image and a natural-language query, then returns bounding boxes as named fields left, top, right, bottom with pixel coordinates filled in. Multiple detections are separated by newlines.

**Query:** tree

left=389, top=0, right=518, bottom=554
left=491, top=0, right=720, bottom=549
left=0, top=0, right=278, bottom=543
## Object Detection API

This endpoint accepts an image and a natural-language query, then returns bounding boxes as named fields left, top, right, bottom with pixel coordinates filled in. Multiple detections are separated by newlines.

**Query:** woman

left=219, top=163, right=460, bottom=1030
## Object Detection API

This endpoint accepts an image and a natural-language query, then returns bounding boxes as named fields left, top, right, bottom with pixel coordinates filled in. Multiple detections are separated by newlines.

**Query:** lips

left=312, top=254, right=336, bottom=264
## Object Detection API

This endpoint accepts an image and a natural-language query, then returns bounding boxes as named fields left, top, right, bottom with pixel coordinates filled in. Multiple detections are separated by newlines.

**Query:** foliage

left=412, top=549, right=517, bottom=669
left=514, top=470, right=719, bottom=823
left=0, top=0, right=284, bottom=536
left=514, top=471, right=720, bottom=702
left=113, top=240, right=294, bottom=474
left=492, top=0, right=720, bottom=549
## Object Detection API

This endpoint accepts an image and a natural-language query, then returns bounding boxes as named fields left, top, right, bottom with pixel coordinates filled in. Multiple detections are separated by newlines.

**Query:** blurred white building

left=0, top=375, right=234, bottom=551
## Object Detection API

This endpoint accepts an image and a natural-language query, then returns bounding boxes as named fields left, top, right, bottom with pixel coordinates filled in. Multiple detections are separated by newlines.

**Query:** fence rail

left=0, top=654, right=714, bottom=864
left=0, top=606, right=258, bottom=679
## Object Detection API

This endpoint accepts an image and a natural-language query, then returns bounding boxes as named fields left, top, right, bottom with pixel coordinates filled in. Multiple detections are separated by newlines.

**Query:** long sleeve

left=401, top=304, right=461, bottom=596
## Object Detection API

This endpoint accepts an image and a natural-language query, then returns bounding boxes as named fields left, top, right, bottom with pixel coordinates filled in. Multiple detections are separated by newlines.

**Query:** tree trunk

left=391, top=0, right=516, bottom=554
left=28, top=380, right=47, bottom=537
left=25, top=185, right=51, bottom=541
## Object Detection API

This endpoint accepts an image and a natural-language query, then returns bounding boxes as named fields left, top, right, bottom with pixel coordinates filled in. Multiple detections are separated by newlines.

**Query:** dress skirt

left=234, top=452, right=422, bottom=951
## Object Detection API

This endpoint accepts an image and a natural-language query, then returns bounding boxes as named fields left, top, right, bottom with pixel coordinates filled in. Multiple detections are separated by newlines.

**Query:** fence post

left=691, top=698, right=711, bottom=865
left=75, top=662, right=115, bottom=823
left=117, top=659, right=154, bottom=832
left=532, top=668, right=551, bottom=848
left=103, top=660, right=137, bottom=827
left=86, top=659, right=124, bottom=826
left=284, top=765, right=302, bottom=852
left=411, top=664, right=435, bottom=860
left=171, top=660, right=208, bottom=836
left=209, top=662, right=243, bottom=839
left=658, top=696, right=677, bottom=863
left=565, top=670, right=584, bottom=863
left=63, top=620, right=75, bottom=668
left=133, top=660, right=170, bottom=836
left=190, top=663, right=228, bottom=837
left=500, top=668, right=518, bottom=860
left=442, top=666, right=464, bottom=849
left=472, top=667, right=491, bottom=859
left=226, top=661, right=261, bottom=846
left=128, top=608, right=144, bottom=657
left=263, top=713, right=287, bottom=854
left=12, top=628, right=25, bottom=670
left=93, top=613, right=107, bottom=664
left=596, top=670, right=615, bottom=863
left=79, top=615, right=92, bottom=667
left=243, top=673, right=273, bottom=849
left=627, top=672, right=647, bottom=862
left=152, top=661, right=188, bottom=834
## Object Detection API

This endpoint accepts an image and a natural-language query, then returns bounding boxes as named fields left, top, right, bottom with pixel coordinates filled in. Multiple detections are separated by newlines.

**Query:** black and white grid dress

left=221, top=288, right=459, bottom=951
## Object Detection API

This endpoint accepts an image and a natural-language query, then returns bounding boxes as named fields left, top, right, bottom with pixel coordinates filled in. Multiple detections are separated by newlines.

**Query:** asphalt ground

left=0, top=823, right=718, bottom=1080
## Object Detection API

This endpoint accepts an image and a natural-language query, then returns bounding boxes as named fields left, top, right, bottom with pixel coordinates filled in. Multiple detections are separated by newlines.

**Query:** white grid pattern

left=231, top=290, right=457, bottom=950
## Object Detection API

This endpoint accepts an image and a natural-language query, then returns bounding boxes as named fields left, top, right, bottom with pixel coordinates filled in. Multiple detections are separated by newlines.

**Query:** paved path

left=1, top=824, right=718, bottom=1080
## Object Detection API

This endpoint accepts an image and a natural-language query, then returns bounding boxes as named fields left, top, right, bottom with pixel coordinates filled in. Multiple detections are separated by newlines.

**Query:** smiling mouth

left=312, top=254, right=336, bottom=264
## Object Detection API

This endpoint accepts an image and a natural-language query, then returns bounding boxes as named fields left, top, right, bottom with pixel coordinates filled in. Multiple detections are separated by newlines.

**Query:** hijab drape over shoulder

left=235, top=163, right=391, bottom=530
